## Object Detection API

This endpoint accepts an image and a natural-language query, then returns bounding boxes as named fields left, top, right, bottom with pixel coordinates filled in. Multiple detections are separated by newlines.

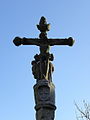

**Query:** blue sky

left=0, top=0, right=90, bottom=120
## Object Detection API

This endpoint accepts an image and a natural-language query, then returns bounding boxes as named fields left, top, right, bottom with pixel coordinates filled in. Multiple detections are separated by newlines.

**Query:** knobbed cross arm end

left=68, top=37, right=75, bottom=46
left=13, top=37, right=22, bottom=46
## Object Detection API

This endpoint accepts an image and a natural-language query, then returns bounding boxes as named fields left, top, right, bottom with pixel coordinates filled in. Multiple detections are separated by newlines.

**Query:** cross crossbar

left=13, top=37, right=74, bottom=47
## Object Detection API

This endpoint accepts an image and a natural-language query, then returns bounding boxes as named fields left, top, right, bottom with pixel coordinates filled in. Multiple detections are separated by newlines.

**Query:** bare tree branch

left=74, top=101, right=90, bottom=120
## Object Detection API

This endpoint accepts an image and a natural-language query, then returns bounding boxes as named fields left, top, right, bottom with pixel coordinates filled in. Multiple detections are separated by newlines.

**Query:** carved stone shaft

left=33, top=80, right=56, bottom=120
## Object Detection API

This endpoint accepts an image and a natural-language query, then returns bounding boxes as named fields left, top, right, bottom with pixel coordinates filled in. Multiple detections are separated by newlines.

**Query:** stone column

left=31, top=53, right=56, bottom=120
left=33, top=79, right=56, bottom=120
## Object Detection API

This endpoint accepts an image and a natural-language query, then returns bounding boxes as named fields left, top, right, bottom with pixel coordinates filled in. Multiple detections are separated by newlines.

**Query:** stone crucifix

left=13, top=16, right=74, bottom=120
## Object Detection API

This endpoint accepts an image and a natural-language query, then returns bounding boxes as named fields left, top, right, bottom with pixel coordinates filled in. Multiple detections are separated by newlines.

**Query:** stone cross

left=13, top=16, right=74, bottom=120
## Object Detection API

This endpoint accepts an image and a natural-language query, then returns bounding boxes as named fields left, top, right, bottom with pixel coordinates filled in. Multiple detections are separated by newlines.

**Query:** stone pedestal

left=33, top=79, right=56, bottom=120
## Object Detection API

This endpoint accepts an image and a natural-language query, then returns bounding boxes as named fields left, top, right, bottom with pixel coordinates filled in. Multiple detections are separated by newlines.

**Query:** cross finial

left=37, top=16, right=50, bottom=32
left=37, top=16, right=50, bottom=39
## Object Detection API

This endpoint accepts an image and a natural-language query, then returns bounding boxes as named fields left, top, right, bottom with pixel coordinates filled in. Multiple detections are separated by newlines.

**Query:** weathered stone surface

left=36, top=107, right=55, bottom=120
left=34, top=79, right=56, bottom=120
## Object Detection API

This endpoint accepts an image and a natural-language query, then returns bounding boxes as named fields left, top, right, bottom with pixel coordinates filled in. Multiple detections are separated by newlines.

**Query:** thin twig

left=74, top=102, right=90, bottom=120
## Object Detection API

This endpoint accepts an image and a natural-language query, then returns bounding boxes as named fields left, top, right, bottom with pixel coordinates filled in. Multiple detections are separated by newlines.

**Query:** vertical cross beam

left=13, top=16, right=74, bottom=120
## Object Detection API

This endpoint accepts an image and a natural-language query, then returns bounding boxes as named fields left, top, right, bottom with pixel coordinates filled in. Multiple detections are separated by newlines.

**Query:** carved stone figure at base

left=31, top=53, right=54, bottom=82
